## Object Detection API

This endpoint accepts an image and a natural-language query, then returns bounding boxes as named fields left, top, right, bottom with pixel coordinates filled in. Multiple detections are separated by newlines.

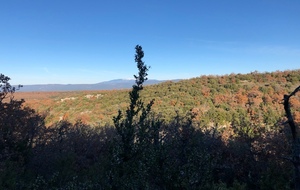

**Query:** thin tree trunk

left=293, top=139, right=300, bottom=190
left=283, top=86, right=300, bottom=190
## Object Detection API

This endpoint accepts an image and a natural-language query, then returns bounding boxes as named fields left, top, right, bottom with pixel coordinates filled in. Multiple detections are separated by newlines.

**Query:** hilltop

left=16, top=69, right=300, bottom=127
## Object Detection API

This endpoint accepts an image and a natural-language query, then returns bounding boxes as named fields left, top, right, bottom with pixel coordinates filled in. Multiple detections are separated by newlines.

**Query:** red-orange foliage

left=201, top=87, right=210, bottom=97
left=235, top=89, right=248, bottom=105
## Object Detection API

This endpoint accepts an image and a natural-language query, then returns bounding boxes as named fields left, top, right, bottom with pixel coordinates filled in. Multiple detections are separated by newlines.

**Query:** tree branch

left=283, top=86, right=300, bottom=140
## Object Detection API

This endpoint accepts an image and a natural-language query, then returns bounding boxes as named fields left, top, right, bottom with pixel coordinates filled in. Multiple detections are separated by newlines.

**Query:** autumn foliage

left=1, top=47, right=300, bottom=188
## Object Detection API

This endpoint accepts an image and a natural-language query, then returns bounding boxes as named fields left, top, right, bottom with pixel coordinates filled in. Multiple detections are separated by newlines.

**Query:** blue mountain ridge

left=16, top=79, right=180, bottom=92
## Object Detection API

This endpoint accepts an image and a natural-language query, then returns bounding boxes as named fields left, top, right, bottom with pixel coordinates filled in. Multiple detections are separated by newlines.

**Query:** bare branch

left=283, top=85, right=300, bottom=140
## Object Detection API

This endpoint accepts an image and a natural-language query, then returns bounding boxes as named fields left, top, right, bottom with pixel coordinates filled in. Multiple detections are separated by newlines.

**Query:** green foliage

left=0, top=74, right=22, bottom=101
left=110, top=45, right=161, bottom=188
left=0, top=74, right=44, bottom=160
left=24, top=69, right=299, bottom=128
left=1, top=52, right=299, bottom=189
left=113, top=45, right=153, bottom=159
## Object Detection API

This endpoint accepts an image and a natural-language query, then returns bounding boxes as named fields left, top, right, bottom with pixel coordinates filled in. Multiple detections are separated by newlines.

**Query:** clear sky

left=1, top=0, right=299, bottom=85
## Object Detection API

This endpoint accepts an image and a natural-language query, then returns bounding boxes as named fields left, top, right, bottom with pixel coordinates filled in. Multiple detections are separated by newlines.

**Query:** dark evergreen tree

left=110, top=45, right=161, bottom=188
left=0, top=74, right=45, bottom=189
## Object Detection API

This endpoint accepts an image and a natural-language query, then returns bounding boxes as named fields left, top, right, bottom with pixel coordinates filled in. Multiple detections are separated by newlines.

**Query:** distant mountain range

left=17, top=79, right=180, bottom=92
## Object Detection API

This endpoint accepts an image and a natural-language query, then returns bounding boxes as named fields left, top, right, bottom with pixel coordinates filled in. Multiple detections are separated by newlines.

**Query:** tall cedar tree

left=113, top=45, right=154, bottom=162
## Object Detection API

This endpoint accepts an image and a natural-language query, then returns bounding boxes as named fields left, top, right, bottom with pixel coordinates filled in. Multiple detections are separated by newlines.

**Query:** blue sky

left=1, top=0, right=299, bottom=85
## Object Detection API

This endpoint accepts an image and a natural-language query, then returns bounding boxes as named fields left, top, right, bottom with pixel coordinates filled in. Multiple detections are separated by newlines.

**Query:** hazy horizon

left=11, top=69, right=299, bottom=86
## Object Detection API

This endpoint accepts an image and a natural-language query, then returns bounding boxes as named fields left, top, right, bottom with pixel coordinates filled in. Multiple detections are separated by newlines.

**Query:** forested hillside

left=19, top=69, right=300, bottom=128
left=1, top=46, right=300, bottom=189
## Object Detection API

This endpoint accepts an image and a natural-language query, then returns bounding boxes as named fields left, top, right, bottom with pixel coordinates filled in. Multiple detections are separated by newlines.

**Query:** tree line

left=21, top=69, right=300, bottom=128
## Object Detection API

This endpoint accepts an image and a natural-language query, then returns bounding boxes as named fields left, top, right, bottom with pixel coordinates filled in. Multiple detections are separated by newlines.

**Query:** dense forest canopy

left=1, top=46, right=300, bottom=189
left=17, top=69, right=300, bottom=128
